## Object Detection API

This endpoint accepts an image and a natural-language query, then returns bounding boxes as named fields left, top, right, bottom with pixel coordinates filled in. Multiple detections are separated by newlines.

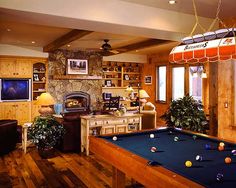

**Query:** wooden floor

left=0, top=146, right=144, bottom=188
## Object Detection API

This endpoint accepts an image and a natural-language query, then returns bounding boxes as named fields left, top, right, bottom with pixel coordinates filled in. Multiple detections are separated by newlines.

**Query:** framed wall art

left=67, top=59, right=88, bottom=75
left=144, top=76, right=152, bottom=84
left=105, top=80, right=112, bottom=87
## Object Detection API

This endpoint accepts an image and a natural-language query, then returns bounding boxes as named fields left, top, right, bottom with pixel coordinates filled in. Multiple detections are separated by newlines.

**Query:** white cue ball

left=150, top=134, right=155, bottom=138
left=112, top=136, right=117, bottom=141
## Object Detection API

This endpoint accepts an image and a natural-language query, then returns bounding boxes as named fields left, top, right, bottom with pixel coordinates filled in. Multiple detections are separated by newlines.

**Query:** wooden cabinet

left=15, top=59, right=32, bottom=78
left=31, top=101, right=40, bottom=120
left=0, top=56, right=48, bottom=125
left=32, top=62, right=48, bottom=100
left=102, top=61, right=142, bottom=88
left=0, top=102, right=31, bottom=125
left=80, top=114, right=142, bottom=155
left=0, top=58, right=32, bottom=78
left=0, top=58, right=15, bottom=77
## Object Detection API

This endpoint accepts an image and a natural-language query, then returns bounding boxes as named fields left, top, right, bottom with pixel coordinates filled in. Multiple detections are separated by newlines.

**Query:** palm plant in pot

left=161, top=95, right=208, bottom=133
left=28, top=116, right=65, bottom=158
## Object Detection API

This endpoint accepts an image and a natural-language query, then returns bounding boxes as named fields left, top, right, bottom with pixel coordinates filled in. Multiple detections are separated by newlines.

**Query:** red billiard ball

left=218, top=145, right=224, bottom=151
left=225, top=157, right=232, bottom=164
left=150, top=147, right=157, bottom=152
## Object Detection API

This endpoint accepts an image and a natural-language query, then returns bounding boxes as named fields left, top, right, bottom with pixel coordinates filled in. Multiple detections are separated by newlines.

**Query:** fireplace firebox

left=63, top=91, right=90, bottom=113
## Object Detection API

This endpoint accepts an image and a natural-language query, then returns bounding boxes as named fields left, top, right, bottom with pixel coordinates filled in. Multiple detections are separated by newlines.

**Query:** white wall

left=103, top=53, right=147, bottom=63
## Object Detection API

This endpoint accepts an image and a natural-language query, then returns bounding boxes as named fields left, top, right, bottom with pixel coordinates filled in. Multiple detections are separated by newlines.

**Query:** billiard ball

left=185, top=160, right=192, bottom=168
left=225, top=157, right=232, bottom=164
left=195, top=155, right=203, bottom=161
left=174, top=136, right=179, bottom=142
left=150, top=147, right=157, bottom=152
left=192, top=135, right=197, bottom=140
left=112, top=136, right=117, bottom=141
left=168, top=131, right=173, bottom=135
left=218, top=145, right=224, bottom=151
left=219, top=142, right=225, bottom=147
left=231, top=149, right=236, bottom=155
left=150, top=134, right=155, bottom=139
left=216, top=173, right=224, bottom=182
left=205, top=144, right=211, bottom=150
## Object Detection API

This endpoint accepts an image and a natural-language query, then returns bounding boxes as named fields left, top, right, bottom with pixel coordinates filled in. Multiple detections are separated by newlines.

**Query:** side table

left=22, top=122, right=32, bottom=153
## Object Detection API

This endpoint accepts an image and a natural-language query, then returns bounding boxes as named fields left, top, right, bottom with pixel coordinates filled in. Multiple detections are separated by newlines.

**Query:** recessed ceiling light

left=6, top=28, right=11, bottom=32
left=31, top=41, right=35, bottom=44
left=169, top=0, right=177, bottom=4
left=67, top=44, right=71, bottom=47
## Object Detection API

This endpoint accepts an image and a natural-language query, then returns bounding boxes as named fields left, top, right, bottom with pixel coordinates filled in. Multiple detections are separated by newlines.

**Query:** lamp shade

left=201, top=72, right=207, bottom=78
left=139, top=90, right=150, bottom=98
left=36, top=92, right=55, bottom=106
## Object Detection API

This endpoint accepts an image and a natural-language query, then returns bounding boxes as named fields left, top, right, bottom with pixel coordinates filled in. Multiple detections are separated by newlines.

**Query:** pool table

left=89, top=127, right=236, bottom=188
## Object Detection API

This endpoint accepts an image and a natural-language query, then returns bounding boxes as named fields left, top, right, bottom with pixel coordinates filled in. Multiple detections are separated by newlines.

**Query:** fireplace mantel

left=52, top=75, right=102, bottom=80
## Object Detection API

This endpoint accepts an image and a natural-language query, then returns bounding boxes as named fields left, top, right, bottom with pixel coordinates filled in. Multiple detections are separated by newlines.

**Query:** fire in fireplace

left=63, top=91, right=90, bottom=113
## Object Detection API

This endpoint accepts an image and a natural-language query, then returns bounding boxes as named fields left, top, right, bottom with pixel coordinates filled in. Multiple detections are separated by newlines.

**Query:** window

left=189, top=66, right=203, bottom=101
left=172, top=67, right=185, bottom=100
left=156, top=66, right=166, bottom=102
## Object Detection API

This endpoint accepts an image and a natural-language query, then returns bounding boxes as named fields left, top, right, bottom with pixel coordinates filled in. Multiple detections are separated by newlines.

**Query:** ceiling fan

left=99, top=39, right=125, bottom=56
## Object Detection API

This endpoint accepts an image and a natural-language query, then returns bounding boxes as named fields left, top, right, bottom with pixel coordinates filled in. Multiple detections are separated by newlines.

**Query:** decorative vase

left=38, top=147, right=56, bottom=159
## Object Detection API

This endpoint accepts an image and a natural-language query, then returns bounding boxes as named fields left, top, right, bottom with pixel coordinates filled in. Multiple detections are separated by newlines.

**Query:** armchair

left=140, top=102, right=156, bottom=130
left=0, top=120, right=17, bottom=155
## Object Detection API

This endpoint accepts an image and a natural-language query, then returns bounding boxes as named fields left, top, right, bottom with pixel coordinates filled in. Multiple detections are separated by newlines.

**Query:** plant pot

left=38, top=147, right=56, bottom=159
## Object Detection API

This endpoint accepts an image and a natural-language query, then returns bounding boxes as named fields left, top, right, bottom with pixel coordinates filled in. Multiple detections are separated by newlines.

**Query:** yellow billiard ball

left=185, top=160, right=192, bottom=168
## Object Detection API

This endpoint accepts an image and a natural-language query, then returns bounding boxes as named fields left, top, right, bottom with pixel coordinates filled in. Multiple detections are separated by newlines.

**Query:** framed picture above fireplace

left=67, top=59, right=88, bottom=75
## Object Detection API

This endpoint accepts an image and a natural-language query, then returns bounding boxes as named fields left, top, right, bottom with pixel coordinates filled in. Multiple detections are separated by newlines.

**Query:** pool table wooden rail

left=89, top=135, right=204, bottom=188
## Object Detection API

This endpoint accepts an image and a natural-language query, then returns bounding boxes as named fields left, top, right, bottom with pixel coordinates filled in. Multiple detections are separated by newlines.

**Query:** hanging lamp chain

left=190, top=0, right=206, bottom=36
left=208, top=0, right=222, bottom=31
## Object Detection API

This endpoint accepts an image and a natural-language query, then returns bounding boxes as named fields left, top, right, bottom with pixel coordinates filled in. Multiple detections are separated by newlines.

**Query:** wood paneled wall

left=217, top=60, right=236, bottom=141
left=142, top=52, right=210, bottom=127
left=142, top=52, right=171, bottom=126
left=216, top=17, right=236, bottom=141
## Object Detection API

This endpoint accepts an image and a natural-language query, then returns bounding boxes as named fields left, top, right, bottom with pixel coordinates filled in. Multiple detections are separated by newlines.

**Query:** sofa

left=0, top=120, right=18, bottom=155
left=140, top=102, right=157, bottom=130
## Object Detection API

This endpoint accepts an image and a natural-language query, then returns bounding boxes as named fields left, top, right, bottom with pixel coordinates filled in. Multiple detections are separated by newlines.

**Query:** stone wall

left=48, top=50, right=103, bottom=111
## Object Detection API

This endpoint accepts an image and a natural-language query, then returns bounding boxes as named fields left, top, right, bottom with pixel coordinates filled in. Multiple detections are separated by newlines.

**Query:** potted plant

left=161, top=95, right=208, bottom=133
left=28, top=116, right=65, bottom=158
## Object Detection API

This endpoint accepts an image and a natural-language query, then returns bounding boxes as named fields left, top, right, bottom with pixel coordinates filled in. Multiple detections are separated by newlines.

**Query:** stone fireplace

left=48, top=49, right=103, bottom=110
left=63, top=91, right=90, bottom=113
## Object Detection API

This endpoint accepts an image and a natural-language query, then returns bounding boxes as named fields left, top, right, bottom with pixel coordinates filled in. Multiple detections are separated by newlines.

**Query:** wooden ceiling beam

left=115, top=39, right=170, bottom=53
left=43, top=29, right=93, bottom=52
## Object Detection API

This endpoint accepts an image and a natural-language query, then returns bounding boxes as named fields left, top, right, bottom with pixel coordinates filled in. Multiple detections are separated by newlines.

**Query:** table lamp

left=37, top=92, right=55, bottom=116
left=125, top=85, right=134, bottom=100
left=139, top=89, right=150, bottom=107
